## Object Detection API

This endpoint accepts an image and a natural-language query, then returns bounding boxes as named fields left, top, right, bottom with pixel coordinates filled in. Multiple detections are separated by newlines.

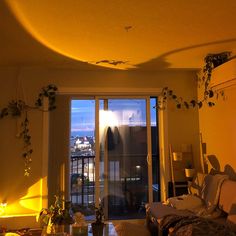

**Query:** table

left=30, top=222, right=117, bottom=236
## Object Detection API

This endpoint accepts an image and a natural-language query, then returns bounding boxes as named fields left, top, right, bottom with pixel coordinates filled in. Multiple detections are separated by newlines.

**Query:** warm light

left=136, top=165, right=141, bottom=169
left=4, top=1, right=136, bottom=70
left=5, top=233, right=21, bottom=236
left=0, top=213, right=38, bottom=218
left=19, top=178, right=43, bottom=212
left=0, top=202, right=7, bottom=215
left=88, top=163, right=94, bottom=181
left=99, top=110, right=118, bottom=128
left=0, top=177, right=47, bottom=218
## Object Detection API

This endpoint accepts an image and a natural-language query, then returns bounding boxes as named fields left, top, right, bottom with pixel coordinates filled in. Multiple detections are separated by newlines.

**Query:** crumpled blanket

left=166, top=174, right=229, bottom=217
left=166, top=194, right=203, bottom=211
left=160, top=214, right=236, bottom=236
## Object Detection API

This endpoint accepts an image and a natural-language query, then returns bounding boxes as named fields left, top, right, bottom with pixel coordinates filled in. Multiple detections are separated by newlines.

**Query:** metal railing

left=71, top=155, right=95, bottom=206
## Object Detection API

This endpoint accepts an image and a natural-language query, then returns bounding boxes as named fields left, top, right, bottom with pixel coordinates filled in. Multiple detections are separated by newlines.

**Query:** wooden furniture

left=169, top=144, right=194, bottom=197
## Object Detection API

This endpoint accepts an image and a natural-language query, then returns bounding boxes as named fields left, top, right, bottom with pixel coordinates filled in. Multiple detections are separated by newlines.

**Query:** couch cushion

left=219, top=179, right=236, bottom=214
left=201, top=174, right=228, bottom=212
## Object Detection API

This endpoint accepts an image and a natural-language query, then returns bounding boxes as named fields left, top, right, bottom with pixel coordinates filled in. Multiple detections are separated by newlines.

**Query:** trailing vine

left=0, top=84, right=58, bottom=176
left=156, top=52, right=231, bottom=110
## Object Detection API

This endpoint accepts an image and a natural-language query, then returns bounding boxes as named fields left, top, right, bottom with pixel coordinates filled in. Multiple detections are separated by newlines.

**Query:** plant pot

left=72, top=225, right=88, bottom=236
left=185, top=168, right=195, bottom=178
left=91, top=222, right=104, bottom=236
left=41, top=225, right=65, bottom=236
left=172, top=152, right=182, bottom=161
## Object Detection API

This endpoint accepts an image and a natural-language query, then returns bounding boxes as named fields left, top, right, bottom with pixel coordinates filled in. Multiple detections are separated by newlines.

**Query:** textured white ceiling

left=1, top=0, right=236, bottom=70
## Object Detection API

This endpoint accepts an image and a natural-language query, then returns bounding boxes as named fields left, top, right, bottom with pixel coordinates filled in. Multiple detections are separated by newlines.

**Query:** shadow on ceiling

left=0, top=1, right=115, bottom=71
left=130, top=38, right=236, bottom=71
left=2, top=1, right=236, bottom=71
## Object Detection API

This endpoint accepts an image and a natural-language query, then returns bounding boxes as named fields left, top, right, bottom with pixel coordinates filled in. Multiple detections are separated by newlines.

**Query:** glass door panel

left=99, top=99, right=149, bottom=219
left=70, top=100, right=96, bottom=219
left=70, top=97, right=159, bottom=220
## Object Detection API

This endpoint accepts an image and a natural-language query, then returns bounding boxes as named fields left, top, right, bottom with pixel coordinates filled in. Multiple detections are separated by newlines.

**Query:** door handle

left=147, top=155, right=151, bottom=165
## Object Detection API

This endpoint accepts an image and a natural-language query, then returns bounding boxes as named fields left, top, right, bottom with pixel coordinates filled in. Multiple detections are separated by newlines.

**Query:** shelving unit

left=169, top=144, right=194, bottom=197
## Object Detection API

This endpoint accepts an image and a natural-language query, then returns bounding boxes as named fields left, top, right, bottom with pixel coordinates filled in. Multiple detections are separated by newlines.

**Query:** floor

left=112, top=219, right=146, bottom=227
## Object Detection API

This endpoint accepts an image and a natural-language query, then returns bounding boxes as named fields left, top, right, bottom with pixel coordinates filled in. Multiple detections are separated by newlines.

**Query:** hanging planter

left=0, top=84, right=58, bottom=176
left=156, top=52, right=231, bottom=110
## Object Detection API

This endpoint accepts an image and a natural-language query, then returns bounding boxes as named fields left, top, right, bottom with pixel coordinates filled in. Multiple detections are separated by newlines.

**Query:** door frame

left=43, top=87, right=169, bottom=209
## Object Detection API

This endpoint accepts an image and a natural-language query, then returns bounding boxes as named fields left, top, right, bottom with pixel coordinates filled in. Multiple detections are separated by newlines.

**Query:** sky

left=71, top=98, right=157, bottom=135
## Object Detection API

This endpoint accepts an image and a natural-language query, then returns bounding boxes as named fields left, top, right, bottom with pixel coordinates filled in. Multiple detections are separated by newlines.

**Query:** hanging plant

left=0, top=84, right=58, bottom=176
left=156, top=52, right=231, bottom=110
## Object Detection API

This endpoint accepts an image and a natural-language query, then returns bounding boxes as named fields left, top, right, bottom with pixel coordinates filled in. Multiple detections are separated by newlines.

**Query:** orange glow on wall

left=0, top=177, right=47, bottom=218
left=19, top=178, right=43, bottom=212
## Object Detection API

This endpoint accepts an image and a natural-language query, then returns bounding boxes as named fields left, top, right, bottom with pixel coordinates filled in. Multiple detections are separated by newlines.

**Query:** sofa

left=146, top=172, right=236, bottom=235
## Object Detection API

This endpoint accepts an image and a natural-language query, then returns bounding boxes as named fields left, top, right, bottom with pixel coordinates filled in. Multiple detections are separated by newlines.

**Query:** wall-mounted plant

left=0, top=84, right=58, bottom=176
left=156, top=52, right=231, bottom=110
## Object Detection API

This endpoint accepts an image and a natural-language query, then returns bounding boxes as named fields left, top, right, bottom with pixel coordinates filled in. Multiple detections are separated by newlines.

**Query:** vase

left=41, top=225, right=67, bottom=236
left=185, top=168, right=195, bottom=178
left=72, top=225, right=88, bottom=236
left=91, top=222, right=104, bottom=236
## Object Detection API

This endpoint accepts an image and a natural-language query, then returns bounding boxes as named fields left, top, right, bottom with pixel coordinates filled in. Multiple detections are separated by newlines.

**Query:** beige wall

left=0, top=67, right=199, bottom=226
left=199, top=84, right=236, bottom=179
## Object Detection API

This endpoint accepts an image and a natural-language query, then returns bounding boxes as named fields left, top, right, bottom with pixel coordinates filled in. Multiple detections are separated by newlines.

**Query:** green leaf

left=208, top=102, right=215, bottom=107
left=208, top=90, right=214, bottom=98
left=190, top=100, right=196, bottom=107
left=184, top=102, right=189, bottom=109
left=198, top=102, right=203, bottom=108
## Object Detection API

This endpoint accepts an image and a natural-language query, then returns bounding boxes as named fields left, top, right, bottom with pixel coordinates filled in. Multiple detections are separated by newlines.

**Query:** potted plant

left=91, top=204, right=104, bottom=236
left=0, top=84, right=57, bottom=176
left=185, top=162, right=195, bottom=179
left=155, top=52, right=231, bottom=110
left=38, top=195, right=74, bottom=235
left=72, top=212, right=88, bottom=236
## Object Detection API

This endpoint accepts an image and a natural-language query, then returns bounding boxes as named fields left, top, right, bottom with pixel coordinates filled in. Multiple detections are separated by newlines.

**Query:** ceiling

left=1, top=0, right=236, bottom=70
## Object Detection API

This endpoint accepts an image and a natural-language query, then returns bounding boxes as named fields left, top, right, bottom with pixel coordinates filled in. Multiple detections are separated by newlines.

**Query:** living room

left=0, top=1, right=236, bottom=235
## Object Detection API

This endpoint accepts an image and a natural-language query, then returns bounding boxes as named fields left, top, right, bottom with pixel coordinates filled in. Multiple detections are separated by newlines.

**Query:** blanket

left=160, top=214, right=236, bottom=236
left=166, top=194, right=203, bottom=211
left=166, top=174, right=228, bottom=217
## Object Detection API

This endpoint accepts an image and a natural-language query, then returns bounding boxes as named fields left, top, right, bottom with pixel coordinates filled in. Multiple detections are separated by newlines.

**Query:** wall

left=0, top=66, right=199, bottom=227
left=199, top=84, right=236, bottom=179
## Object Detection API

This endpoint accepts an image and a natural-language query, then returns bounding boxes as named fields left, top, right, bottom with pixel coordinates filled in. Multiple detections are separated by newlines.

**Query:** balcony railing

left=71, top=155, right=95, bottom=206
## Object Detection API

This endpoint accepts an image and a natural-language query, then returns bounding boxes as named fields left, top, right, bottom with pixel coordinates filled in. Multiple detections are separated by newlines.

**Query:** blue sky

left=71, top=99, right=157, bottom=133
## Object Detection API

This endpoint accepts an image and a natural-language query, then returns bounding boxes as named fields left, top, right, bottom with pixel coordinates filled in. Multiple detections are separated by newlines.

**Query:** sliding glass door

left=99, top=98, right=150, bottom=219
left=70, top=97, right=159, bottom=220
